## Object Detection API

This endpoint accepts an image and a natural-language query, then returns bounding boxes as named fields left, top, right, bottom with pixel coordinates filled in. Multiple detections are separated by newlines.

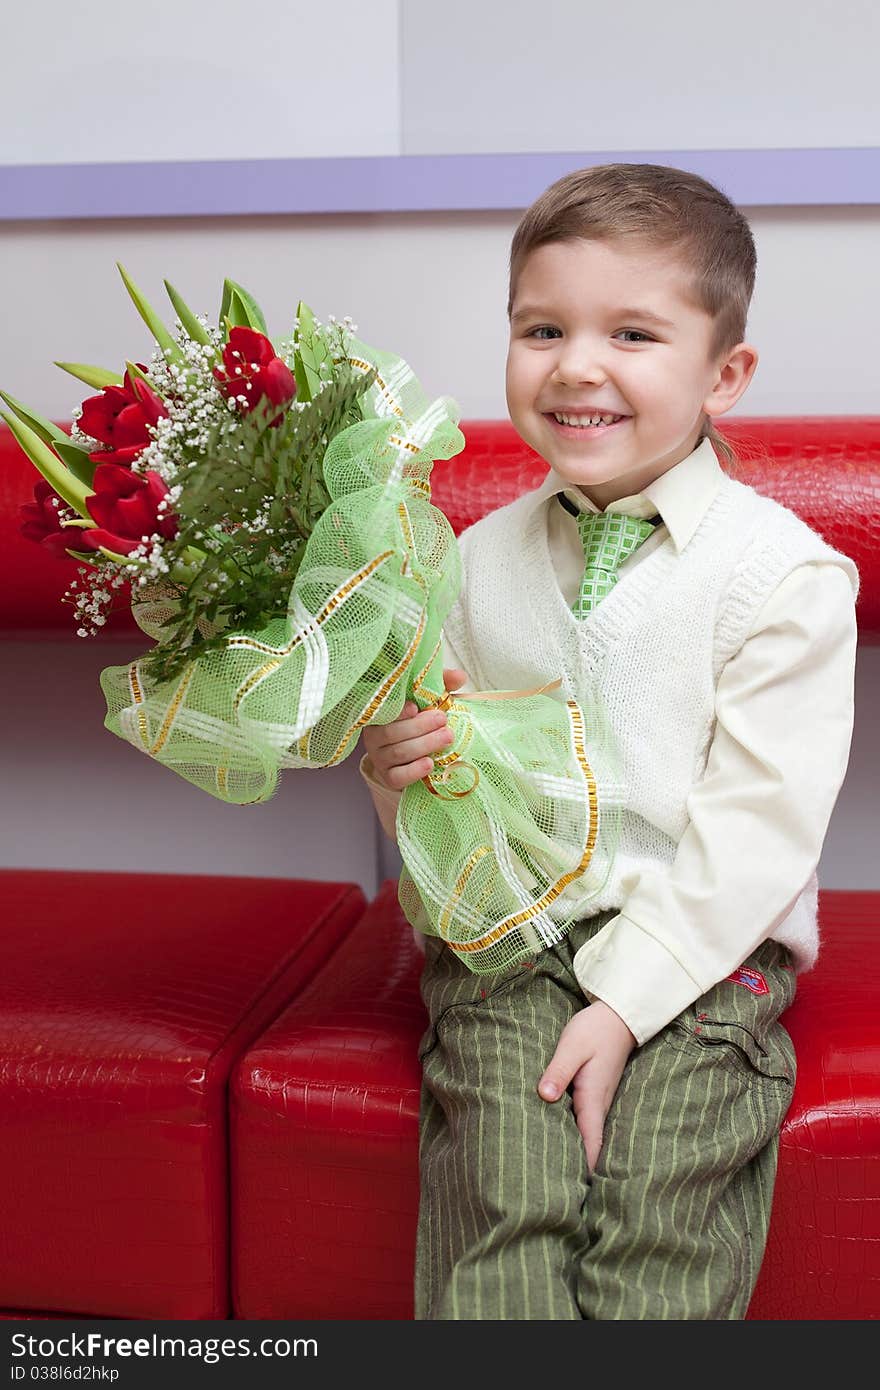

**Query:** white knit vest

left=444, top=473, right=859, bottom=970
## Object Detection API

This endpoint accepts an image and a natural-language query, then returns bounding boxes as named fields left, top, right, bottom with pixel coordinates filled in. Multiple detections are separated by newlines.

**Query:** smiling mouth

left=544, top=411, right=629, bottom=432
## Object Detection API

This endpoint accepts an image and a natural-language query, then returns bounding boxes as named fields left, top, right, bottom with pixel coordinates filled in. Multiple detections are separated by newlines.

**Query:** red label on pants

left=726, top=966, right=769, bottom=995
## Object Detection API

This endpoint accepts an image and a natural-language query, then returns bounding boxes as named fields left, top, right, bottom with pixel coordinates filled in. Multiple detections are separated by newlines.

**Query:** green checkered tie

left=573, top=510, right=657, bottom=619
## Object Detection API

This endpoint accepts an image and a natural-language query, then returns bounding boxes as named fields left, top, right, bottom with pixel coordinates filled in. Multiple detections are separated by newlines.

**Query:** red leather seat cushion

left=0, top=869, right=365, bottom=1320
left=233, top=884, right=880, bottom=1321
left=748, top=891, right=880, bottom=1319
left=231, top=880, right=425, bottom=1319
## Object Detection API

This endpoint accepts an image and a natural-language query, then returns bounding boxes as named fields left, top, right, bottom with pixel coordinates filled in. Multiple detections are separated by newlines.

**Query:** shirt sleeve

left=572, top=561, right=858, bottom=1045
left=358, top=629, right=471, bottom=843
left=359, top=753, right=403, bottom=840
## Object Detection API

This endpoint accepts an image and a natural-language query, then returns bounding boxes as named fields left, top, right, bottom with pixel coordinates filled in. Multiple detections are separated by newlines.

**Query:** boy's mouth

left=544, top=411, right=630, bottom=435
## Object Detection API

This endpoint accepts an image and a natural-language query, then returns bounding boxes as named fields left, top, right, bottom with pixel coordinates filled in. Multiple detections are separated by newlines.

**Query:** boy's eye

left=525, top=326, right=654, bottom=343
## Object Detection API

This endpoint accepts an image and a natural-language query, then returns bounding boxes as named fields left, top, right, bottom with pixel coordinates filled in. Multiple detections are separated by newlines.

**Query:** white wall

left=1, top=207, right=878, bottom=892
left=5, top=0, right=876, bottom=165
left=2, top=1, right=400, bottom=164
left=4, top=206, right=879, bottom=418
left=402, top=0, right=880, bottom=154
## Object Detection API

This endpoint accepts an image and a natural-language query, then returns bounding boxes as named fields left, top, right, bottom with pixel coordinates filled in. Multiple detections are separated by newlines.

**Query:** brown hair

left=507, top=163, right=757, bottom=469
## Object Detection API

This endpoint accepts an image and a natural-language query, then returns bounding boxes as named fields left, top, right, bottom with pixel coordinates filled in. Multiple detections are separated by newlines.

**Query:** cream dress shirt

left=360, top=436, right=858, bottom=1040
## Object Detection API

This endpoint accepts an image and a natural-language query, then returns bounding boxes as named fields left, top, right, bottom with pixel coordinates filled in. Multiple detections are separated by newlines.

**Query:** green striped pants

left=414, top=910, right=796, bottom=1320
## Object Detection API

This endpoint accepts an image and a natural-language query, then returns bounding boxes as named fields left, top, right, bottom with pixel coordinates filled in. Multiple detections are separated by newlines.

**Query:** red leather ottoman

left=0, top=869, right=365, bottom=1320
left=231, top=880, right=425, bottom=1319
left=748, top=891, right=880, bottom=1319
left=232, top=883, right=880, bottom=1320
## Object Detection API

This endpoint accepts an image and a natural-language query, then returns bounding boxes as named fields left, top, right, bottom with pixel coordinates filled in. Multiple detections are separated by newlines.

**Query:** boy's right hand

left=361, top=668, right=468, bottom=791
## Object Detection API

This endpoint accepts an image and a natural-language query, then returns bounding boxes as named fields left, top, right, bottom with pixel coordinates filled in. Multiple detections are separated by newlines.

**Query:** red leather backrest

left=430, top=419, right=878, bottom=640
left=3, top=417, right=878, bottom=637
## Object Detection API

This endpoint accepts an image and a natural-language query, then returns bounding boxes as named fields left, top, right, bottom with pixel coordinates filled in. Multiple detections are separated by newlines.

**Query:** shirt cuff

left=572, top=912, right=705, bottom=1045
left=358, top=753, right=402, bottom=842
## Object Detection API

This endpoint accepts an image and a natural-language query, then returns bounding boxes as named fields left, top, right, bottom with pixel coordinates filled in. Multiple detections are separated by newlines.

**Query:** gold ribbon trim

left=440, top=699, right=600, bottom=953
left=417, top=676, right=564, bottom=799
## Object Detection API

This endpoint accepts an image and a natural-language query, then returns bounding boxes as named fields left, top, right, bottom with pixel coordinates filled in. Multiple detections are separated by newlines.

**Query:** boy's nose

left=551, top=345, right=607, bottom=386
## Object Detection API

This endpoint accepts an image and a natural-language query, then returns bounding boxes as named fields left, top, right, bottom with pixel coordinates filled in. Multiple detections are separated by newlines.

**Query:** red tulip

left=78, top=367, right=168, bottom=466
left=19, top=479, right=86, bottom=559
left=78, top=463, right=178, bottom=555
left=213, top=326, right=296, bottom=424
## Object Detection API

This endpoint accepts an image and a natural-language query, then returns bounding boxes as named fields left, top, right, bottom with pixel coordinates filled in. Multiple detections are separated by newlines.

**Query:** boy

left=361, top=164, right=858, bottom=1319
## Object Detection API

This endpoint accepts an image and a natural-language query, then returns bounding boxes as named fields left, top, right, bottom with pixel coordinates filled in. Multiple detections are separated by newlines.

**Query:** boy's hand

left=538, top=1001, right=637, bottom=1171
left=361, top=668, right=469, bottom=791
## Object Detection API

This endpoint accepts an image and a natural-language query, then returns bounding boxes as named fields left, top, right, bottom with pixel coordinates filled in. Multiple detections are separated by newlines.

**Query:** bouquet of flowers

left=4, top=267, right=623, bottom=973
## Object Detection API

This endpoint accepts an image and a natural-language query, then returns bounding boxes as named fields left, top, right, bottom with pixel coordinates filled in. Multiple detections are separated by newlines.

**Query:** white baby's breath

left=58, top=306, right=361, bottom=653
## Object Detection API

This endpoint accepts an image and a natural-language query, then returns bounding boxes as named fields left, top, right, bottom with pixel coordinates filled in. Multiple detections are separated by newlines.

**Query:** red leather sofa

left=1, top=418, right=878, bottom=1321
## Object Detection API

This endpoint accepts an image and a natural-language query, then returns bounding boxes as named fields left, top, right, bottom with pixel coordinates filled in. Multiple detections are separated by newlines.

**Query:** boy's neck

left=572, top=434, right=705, bottom=510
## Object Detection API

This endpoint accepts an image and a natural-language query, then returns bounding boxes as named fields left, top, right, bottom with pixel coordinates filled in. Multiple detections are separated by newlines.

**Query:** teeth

left=553, top=412, right=623, bottom=427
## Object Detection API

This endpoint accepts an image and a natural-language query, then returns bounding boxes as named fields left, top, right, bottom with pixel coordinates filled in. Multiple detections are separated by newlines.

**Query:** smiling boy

left=506, top=236, right=753, bottom=504
left=361, top=164, right=858, bottom=1319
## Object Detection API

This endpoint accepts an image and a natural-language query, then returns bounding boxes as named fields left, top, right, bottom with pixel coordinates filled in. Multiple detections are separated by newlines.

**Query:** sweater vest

left=443, top=473, right=859, bottom=968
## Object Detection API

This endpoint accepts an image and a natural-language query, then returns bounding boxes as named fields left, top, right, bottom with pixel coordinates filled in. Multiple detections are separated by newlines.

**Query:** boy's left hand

left=538, top=1001, right=637, bottom=1171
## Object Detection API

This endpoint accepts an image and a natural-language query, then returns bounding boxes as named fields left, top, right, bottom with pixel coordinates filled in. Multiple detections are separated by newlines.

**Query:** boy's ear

left=704, top=342, right=758, bottom=420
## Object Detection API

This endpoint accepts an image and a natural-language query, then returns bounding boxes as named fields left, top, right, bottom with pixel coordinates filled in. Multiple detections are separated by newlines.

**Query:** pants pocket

left=416, top=941, right=538, bottom=1064
left=670, top=941, right=797, bottom=1091
left=674, top=1014, right=796, bottom=1088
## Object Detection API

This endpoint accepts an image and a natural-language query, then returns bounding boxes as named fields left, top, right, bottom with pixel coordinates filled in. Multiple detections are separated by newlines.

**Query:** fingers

left=539, top=1056, right=572, bottom=1100
left=361, top=671, right=471, bottom=793
left=364, top=704, right=456, bottom=791
left=442, top=667, right=468, bottom=691
left=538, top=1021, right=580, bottom=1101
left=538, top=1067, right=607, bottom=1171
left=572, top=1090, right=606, bottom=1173
left=537, top=1009, right=627, bottom=1172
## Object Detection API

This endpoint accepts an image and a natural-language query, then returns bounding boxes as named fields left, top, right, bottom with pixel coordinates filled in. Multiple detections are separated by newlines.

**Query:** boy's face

left=505, top=237, right=757, bottom=507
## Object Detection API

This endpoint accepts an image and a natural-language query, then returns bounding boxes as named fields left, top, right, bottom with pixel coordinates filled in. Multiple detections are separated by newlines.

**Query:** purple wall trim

left=1, top=148, right=877, bottom=221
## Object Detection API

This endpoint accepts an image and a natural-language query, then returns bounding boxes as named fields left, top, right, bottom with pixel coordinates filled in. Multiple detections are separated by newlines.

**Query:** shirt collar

left=530, top=435, right=725, bottom=552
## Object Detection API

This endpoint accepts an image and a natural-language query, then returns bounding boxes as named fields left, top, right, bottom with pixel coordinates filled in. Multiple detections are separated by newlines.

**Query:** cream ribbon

left=417, top=678, right=563, bottom=800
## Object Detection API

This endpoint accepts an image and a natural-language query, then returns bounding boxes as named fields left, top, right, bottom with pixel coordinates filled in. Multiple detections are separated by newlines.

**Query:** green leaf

left=220, top=279, right=267, bottom=334
left=294, top=298, right=315, bottom=348
left=293, top=301, right=334, bottom=403
left=53, top=439, right=96, bottom=487
left=54, top=361, right=122, bottom=390
left=0, top=409, right=92, bottom=515
left=230, top=281, right=267, bottom=333
left=116, top=262, right=181, bottom=365
left=97, top=544, right=143, bottom=565
left=219, top=280, right=234, bottom=325
left=0, top=390, right=74, bottom=453
left=164, top=280, right=212, bottom=346
left=124, top=360, right=153, bottom=388
left=225, top=289, right=252, bottom=331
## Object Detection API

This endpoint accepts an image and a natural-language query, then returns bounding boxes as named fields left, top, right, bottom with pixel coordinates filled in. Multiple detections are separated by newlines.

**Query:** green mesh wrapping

left=397, top=658, right=623, bottom=974
left=100, top=336, right=622, bottom=973
left=101, top=340, right=463, bottom=800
